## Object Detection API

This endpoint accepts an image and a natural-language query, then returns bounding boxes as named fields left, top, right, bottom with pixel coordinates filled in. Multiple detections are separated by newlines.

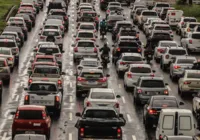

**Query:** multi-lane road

left=0, top=0, right=199, bottom=140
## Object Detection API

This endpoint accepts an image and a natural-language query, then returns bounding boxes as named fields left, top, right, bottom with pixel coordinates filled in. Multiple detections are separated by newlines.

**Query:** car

left=77, top=16, right=96, bottom=28
left=177, top=17, right=197, bottom=36
left=46, top=15, right=64, bottom=23
left=100, top=0, right=115, bottom=10
left=13, top=134, right=47, bottom=140
left=33, top=41, right=55, bottom=51
left=146, top=20, right=167, bottom=37
left=17, top=9, right=36, bottom=27
left=143, top=95, right=184, bottom=128
left=7, top=17, right=26, bottom=29
left=15, top=14, right=33, bottom=31
left=178, top=70, right=200, bottom=97
left=116, top=53, right=145, bottom=77
left=162, top=135, right=198, bottom=140
left=159, top=7, right=175, bottom=20
left=24, top=81, right=63, bottom=116
left=74, top=30, right=97, bottom=41
left=43, top=19, right=65, bottom=35
left=106, top=5, right=123, bottom=18
left=152, top=2, right=170, bottom=15
left=1, top=31, right=22, bottom=48
left=151, top=24, right=173, bottom=39
left=165, top=10, right=183, bottom=28
left=106, top=15, right=125, bottom=31
left=182, top=22, right=200, bottom=38
left=75, top=107, right=126, bottom=140
left=77, top=23, right=97, bottom=33
left=160, top=46, right=188, bottom=71
left=124, top=64, right=155, bottom=90
left=39, top=29, right=63, bottom=51
left=133, top=76, right=169, bottom=105
left=143, top=18, right=162, bottom=36
left=48, top=0, right=67, bottom=13
left=142, top=17, right=160, bottom=33
left=116, top=27, right=139, bottom=41
left=19, top=6, right=37, bottom=16
left=78, top=11, right=99, bottom=23
left=11, top=105, right=51, bottom=140
left=75, top=68, right=110, bottom=97
left=170, top=56, right=197, bottom=81
left=130, top=4, right=146, bottom=19
left=154, top=40, right=179, bottom=63
left=20, top=1, right=39, bottom=13
left=30, top=55, right=58, bottom=65
left=84, top=88, right=121, bottom=112
left=181, top=32, right=200, bottom=53
left=0, top=47, right=15, bottom=71
left=72, top=40, right=99, bottom=62
left=76, top=58, right=102, bottom=73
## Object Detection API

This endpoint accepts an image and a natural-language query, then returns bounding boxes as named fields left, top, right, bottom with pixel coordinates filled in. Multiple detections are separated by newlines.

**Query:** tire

left=144, top=117, right=152, bottom=129
left=117, top=70, right=123, bottom=78
left=124, top=83, right=129, bottom=91
left=4, top=78, right=10, bottom=85
left=76, top=90, right=81, bottom=98
left=55, top=108, right=61, bottom=118
left=155, top=57, right=160, bottom=63
left=178, top=85, right=181, bottom=94
left=134, top=96, right=140, bottom=105
left=46, top=130, right=50, bottom=140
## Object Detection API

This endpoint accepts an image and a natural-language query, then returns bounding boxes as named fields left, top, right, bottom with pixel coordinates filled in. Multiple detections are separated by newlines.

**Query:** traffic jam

left=1, top=0, right=200, bottom=139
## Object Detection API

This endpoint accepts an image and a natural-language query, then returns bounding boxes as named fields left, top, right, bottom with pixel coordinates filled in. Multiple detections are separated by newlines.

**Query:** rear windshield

left=78, top=42, right=94, bottom=47
left=121, top=31, right=136, bottom=36
left=177, top=59, right=195, bottom=64
left=142, top=12, right=157, bottom=16
left=0, top=49, right=11, bottom=55
left=43, top=31, right=59, bottom=36
left=81, top=72, right=103, bottom=78
left=34, top=67, right=59, bottom=74
left=91, top=92, right=115, bottom=99
left=131, top=67, right=151, bottom=73
left=82, top=61, right=98, bottom=66
left=18, top=110, right=43, bottom=120
left=10, top=23, right=23, bottom=27
left=109, top=7, right=121, bottom=11
left=189, top=24, right=199, bottom=28
left=122, top=56, right=142, bottom=61
left=78, top=33, right=93, bottom=38
left=44, top=25, right=59, bottom=30
left=2, top=33, right=17, bottom=38
left=119, top=42, right=138, bottom=47
left=47, top=16, right=63, bottom=20
left=184, top=18, right=197, bottom=22
left=9, top=18, right=23, bottom=22
left=83, top=13, right=96, bottom=17
left=160, top=42, right=177, bottom=47
left=187, top=73, right=200, bottom=78
left=141, top=80, right=165, bottom=88
left=153, top=33, right=170, bottom=39
left=109, top=16, right=124, bottom=21
left=51, top=12, right=66, bottom=16
left=29, top=83, right=57, bottom=91
left=0, top=42, right=15, bottom=47
left=156, top=4, right=169, bottom=7
left=169, top=49, right=186, bottom=55
left=192, top=34, right=200, bottom=39
left=80, top=25, right=94, bottom=30
left=155, top=26, right=170, bottom=30
left=152, top=99, right=178, bottom=108
left=81, top=17, right=94, bottom=22
left=118, top=24, right=132, bottom=29
left=36, top=58, right=54, bottom=62
left=38, top=48, right=59, bottom=54
left=84, top=110, right=117, bottom=118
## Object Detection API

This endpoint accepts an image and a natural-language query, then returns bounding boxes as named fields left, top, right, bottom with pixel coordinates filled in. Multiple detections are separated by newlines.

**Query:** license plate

left=25, top=131, right=35, bottom=134
left=88, top=81, right=97, bottom=84
left=98, top=104, right=107, bottom=106
left=148, top=55, right=152, bottom=57
left=147, top=92, right=158, bottom=95
left=33, top=123, right=41, bottom=126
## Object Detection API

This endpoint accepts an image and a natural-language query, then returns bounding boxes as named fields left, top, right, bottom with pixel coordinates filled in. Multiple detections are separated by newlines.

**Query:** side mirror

left=98, top=15, right=100, bottom=17
left=62, top=50, right=65, bottom=53
left=68, top=15, right=70, bottom=17
left=74, top=73, right=78, bottom=76
left=116, top=95, right=121, bottom=98
left=96, top=45, right=99, bottom=47
left=30, top=60, right=34, bottom=63
left=24, top=87, right=28, bottom=90
left=133, top=83, right=136, bottom=86
left=165, top=83, right=168, bottom=86
left=77, top=66, right=83, bottom=70
left=119, top=114, right=123, bottom=117
left=61, top=72, right=66, bottom=75
left=179, top=102, right=184, bottom=105
left=152, top=70, right=156, bottom=73
left=71, top=44, right=75, bottom=47
left=38, top=33, right=41, bottom=35
left=76, top=112, right=81, bottom=117
left=106, top=74, right=110, bottom=77
left=112, top=45, right=115, bottom=47
left=10, top=111, right=16, bottom=115
left=95, top=35, right=98, bottom=38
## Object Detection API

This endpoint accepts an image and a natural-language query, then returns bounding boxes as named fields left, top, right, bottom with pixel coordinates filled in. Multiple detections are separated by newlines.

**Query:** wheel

left=76, top=90, right=81, bottom=98
left=55, top=108, right=61, bottom=118
left=178, top=85, right=181, bottom=94
left=4, top=78, right=10, bottom=85
left=124, top=83, right=129, bottom=91
left=180, top=90, right=185, bottom=97
left=144, top=117, right=152, bottom=129
left=155, top=57, right=160, bottom=63
left=117, top=70, right=123, bottom=78
left=134, top=96, right=140, bottom=105
left=46, top=130, right=50, bottom=140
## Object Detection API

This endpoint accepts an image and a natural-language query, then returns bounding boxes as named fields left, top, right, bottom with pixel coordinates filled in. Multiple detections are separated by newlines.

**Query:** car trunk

left=187, top=79, right=200, bottom=88
left=89, top=99, right=116, bottom=108
left=78, top=46, right=94, bottom=53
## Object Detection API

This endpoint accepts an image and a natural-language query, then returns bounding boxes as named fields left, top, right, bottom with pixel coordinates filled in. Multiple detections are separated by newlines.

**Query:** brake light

left=150, top=73, right=155, bottom=77
left=28, top=79, right=32, bottom=84
left=117, top=128, right=121, bottom=138
left=80, top=128, right=84, bottom=137
left=74, top=47, right=78, bottom=52
left=164, top=90, right=168, bottom=95
left=171, top=12, right=175, bottom=16
left=86, top=101, right=91, bottom=106
left=60, top=26, right=64, bottom=29
left=165, top=55, right=169, bottom=59
left=137, top=89, right=142, bottom=93
left=184, top=81, right=191, bottom=84
left=127, top=72, right=132, bottom=78
left=77, top=77, right=86, bottom=82
left=65, top=16, right=68, bottom=20
left=93, top=47, right=97, bottom=53
left=107, top=10, right=110, bottom=13
left=15, top=111, right=19, bottom=119
left=8, top=57, right=13, bottom=61
left=0, top=81, right=2, bottom=85
left=117, top=47, right=120, bottom=51
left=55, top=96, right=60, bottom=102
left=148, top=109, right=157, bottom=114
left=76, top=38, right=80, bottom=41
left=4, top=61, right=7, bottom=66
left=174, top=65, right=181, bottom=69
left=42, top=111, right=46, bottom=119
left=115, top=102, right=119, bottom=108
left=101, top=0, right=104, bottom=2
left=57, top=54, right=62, bottom=57
left=187, top=28, right=190, bottom=32
left=98, top=77, right=107, bottom=82
left=159, top=135, right=163, bottom=140
left=40, top=36, right=45, bottom=39
left=58, top=80, right=62, bottom=85
left=157, top=48, right=164, bottom=53
left=181, top=22, right=184, bottom=25
left=24, top=95, right=29, bottom=104
left=120, top=62, right=126, bottom=65
left=189, top=39, right=192, bottom=44
left=138, top=48, right=141, bottom=52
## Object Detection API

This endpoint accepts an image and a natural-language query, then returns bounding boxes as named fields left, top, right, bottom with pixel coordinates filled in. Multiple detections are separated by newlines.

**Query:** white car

left=77, top=22, right=97, bottom=33
left=116, top=53, right=145, bottom=77
left=145, top=20, right=166, bottom=36
left=123, top=64, right=155, bottom=91
left=182, top=22, right=200, bottom=38
left=154, top=40, right=179, bottom=63
left=178, top=70, right=200, bottom=97
left=7, top=17, right=26, bottom=26
left=181, top=32, right=200, bottom=53
left=151, top=24, right=173, bottom=39
left=160, top=47, right=187, bottom=71
left=74, top=30, right=97, bottom=42
left=169, top=56, right=196, bottom=81
left=130, top=5, right=146, bottom=19
left=142, top=17, right=160, bottom=32
left=84, top=88, right=121, bottom=112
left=1, top=31, right=21, bottom=47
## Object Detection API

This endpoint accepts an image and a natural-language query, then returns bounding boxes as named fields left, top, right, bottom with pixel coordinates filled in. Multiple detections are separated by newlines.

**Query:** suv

left=12, top=105, right=51, bottom=139
left=0, top=47, right=15, bottom=70
left=160, top=47, right=187, bottom=71
left=24, top=81, right=62, bottom=117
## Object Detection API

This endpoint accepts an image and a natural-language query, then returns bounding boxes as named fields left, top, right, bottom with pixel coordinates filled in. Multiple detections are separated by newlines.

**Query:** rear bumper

left=188, top=45, right=200, bottom=52
left=13, top=128, right=48, bottom=136
left=74, top=53, right=98, bottom=59
left=77, top=85, right=108, bottom=92
left=146, top=114, right=159, bottom=125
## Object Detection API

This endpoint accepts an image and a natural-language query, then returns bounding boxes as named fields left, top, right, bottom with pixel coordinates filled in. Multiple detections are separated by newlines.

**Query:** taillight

left=65, top=16, right=68, bottom=20
left=181, top=22, right=184, bottom=25
left=137, top=48, right=141, bottom=52
left=174, top=65, right=181, bottom=69
left=42, top=111, right=46, bottom=119
left=40, top=36, right=45, bottom=39
left=165, top=55, right=169, bottom=59
left=8, top=57, right=13, bottom=61
left=150, top=73, right=155, bottom=77
left=115, top=102, right=119, bottom=108
left=107, top=10, right=110, bottom=13
left=184, top=81, right=191, bottom=84
left=58, top=80, right=62, bottom=85
left=60, top=26, right=64, bottom=29
left=137, top=89, right=142, bottom=93
left=94, top=47, right=97, bottom=53
left=55, top=96, right=60, bottom=102
left=0, top=81, right=2, bottom=85
left=24, top=95, right=29, bottom=104
left=15, top=111, right=19, bottom=119
left=74, top=47, right=78, bottom=52
left=157, top=48, right=164, bottom=53
left=80, top=128, right=84, bottom=137
left=98, top=77, right=107, bottom=82
left=159, top=134, right=163, bottom=140
left=117, top=128, right=121, bottom=138
left=86, top=101, right=91, bottom=106
left=187, top=28, right=190, bottom=32
left=77, top=77, right=86, bottom=82
left=127, top=72, right=132, bottom=78
left=28, top=79, right=32, bottom=84
left=117, top=47, right=120, bottom=51
left=189, top=39, right=192, bottom=44
left=76, top=38, right=80, bottom=41
left=148, top=109, right=157, bottom=115
left=120, top=62, right=126, bottom=65
left=171, top=12, right=175, bottom=16
left=164, top=90, right=168, bottom=95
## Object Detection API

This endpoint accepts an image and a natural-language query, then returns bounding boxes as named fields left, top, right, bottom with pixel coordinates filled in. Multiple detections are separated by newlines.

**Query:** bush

left=176, top=0, right=187, bottom=5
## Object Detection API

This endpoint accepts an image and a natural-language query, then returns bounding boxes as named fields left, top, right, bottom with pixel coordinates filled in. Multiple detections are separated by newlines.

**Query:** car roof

left=80, top=23, right=94, bottom=26
left=39, top=45, right=58, bottom=48
left=119, top=36, right=137, bottom=40
left=161, top=109, right=191, bottom=113
left=175, top=56, right=196, bottom=59
left=37, top=42, right=55, bottom=45
left=0, top=57, right=7, bottom=61
left=2, top=31, right=18, bottom=34
left=129, top=64, right=151, bottom=68
left=91, top=88, right=114, bottom=93
left=18, top=105, right=45, bottom=110
left=187, top=22, right=200, bottom=25
left=81, top=68, right=103, bottom=73
left=50, top=9, right=65, bottom=12
left=116, top=21, right=132, bottom=24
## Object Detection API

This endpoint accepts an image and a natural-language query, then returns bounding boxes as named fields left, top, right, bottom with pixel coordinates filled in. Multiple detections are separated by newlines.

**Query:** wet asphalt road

left=0, top=0, right=199, bottom=139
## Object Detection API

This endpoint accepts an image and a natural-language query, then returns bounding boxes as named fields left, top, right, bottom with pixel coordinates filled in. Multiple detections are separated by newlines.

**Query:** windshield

left=189, top=24, right=200, bottom=28
left=155, top=26, right=170, bottom=30
left=84, top=110, right=117, bottom=118
left=43, top=31, right=59, bottom=36
left=38, top=48, right=59, bottom=54
left=0, top=41, right=15, bottom=47
left=177, top=59, right=195, bottom=64
left=156, top=4, right=169, bottom=7
left=18, top=110, right=43, bottom=120
left=192, top=34, right=200, bottom=39
left=51, top=12, right=66, bottom=16
left=81, top=72, right=103, bottom=78
left=160, top=42, right=177, bottom=47
left=48, top=16, right=63, bottom=20
left=10, top=23, right=23, bottom=27
left=187, top=73, right=200, bottom=78
left=82, top=61, right=98, bottom=67
left=122, top=56, right=142, bottom=61
left=29, top=83, right=57, bottom=91
left=152, top=99, right=178, bottom=108
left=78, top=42, right=94, bottom=47
left=80, top=25, right=94, bottom=30
left=131, top=67, right=151, bottom=73
left=169, top=49, right=186, bottom=55
left=143, top=12, right=157, bottom=16
left=119, top=42, right=138, bottom=47
left=141, top=80, right=165, bottom=88
left=34, top=67, right=59, bottom=74
left=121, top=31, right=136, bottom=36
left=91, top=92, right=115, bottom=99
left=36, top=58, right=54, bottom=62
left=78, top=33, right=93, bottom=38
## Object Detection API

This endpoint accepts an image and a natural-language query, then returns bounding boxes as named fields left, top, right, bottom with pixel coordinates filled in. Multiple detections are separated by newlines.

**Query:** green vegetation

left=0, top=0, right=20, bottom=32
left=174, top=5, right=200, bottom=21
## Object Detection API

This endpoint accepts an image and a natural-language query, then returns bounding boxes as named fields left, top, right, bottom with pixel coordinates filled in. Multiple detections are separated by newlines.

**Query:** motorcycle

left=100, top=28, right=107, bottom=39
left=144, top=50, right=153, bottom=64
left=101, top=55, right=110, bottom=68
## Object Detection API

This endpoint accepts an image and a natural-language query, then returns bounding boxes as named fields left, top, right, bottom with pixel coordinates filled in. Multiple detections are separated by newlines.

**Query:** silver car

left=170, top=56, right=196, bottom=81
left=74, top=30, right=97, bottom=42
left=133, top=76, right=169, bottom=105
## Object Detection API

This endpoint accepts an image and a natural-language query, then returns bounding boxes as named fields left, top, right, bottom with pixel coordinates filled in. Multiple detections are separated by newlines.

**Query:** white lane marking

left=127, top=114, right=132, bottom=122
left=167, top=86, right=171, bottom=91
left=70, top=82, right=73, bottom=88
left=69, top=133, right=72, bottom=140
left=69, top=112, right=72, bottom=121
left=36, top=39, right=38, bottom=42
left=69, top=96, right=73, bottom=102
left=122, top=96, right=126, bottom=104
left=4, top=110, right=10, bottom=118
left=132, top=135, right=137, bottom=140
left=118, top=84, right=122, bottom=88
left=0, top=121, right=6, bottom=130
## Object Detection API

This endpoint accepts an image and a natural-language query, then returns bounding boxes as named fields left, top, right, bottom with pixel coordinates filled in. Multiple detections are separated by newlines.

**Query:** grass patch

left=174, top=5, right=200, bottom=21
left=0, top=0, right=20, bottom=32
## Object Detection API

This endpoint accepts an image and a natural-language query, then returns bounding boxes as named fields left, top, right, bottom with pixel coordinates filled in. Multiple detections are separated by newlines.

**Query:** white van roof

left=161, top=109, right=192, bottom=114
left=14, top=134, right=46, bottom=140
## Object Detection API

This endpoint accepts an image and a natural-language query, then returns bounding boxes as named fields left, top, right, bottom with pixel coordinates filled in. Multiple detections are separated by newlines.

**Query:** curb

left=5, top=5, right=16, bottom=22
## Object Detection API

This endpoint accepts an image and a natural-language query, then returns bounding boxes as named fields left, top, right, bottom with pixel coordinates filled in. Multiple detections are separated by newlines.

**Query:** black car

left=143, top=96, right=184, bottom=128
left=75, top=107, right=126, bottom=140
left=15, top=14, right=33, bottom=31
left=48, top=0, right=67, bottom=13
left=100, top=0, right=116, bottom=10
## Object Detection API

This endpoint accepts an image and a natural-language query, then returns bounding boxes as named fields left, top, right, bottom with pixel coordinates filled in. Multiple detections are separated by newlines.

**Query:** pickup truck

left=28, top=65, right=65, bottom=91
left=75, top=107, right=126, bottom=140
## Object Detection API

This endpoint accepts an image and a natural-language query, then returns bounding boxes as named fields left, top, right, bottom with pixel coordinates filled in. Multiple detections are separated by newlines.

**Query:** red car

left=12, top=105, right=51, bottom=139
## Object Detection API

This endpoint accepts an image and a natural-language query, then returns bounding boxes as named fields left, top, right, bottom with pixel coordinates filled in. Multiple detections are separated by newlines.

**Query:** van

left=14, top=134, right=46, bottom=140
left=165, top=10, right=183, bottom=27
left=156, top=109, right=195, bottom=140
